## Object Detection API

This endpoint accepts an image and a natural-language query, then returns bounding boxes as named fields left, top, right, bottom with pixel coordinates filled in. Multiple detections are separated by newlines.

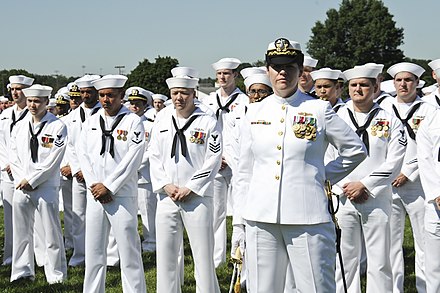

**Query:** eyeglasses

left=247, top=89, right=272, bottom=96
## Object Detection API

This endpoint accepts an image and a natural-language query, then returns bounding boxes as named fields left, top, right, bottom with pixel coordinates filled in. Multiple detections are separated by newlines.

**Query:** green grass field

left=0, top=208, right=418, bottom=292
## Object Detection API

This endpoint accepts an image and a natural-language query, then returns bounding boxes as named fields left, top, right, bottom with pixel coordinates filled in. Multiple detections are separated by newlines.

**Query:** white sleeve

left=417, top=115, right=440, bottom=201
left=360, top=120, right=406, bottom=197
left=324, top=104, right=367, bottom=184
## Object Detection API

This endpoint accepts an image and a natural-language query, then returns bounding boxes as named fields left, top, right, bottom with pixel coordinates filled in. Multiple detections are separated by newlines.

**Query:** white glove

left=231, top=224, right=246, bottom=258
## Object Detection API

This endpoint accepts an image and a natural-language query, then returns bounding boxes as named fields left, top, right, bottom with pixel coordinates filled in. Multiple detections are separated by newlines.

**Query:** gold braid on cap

left=266, top=38, right=299, bottom=57
left=128, top=89, right=149, bottom=102
left=55, top=96, right=69, bottom=104
left=69, top=84, right=81, bottom=97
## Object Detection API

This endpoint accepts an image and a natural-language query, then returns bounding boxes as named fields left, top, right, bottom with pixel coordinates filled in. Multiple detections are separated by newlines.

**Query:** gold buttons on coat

left=276, top=160, right=281, bottom=165
left=281, top=105, right=286, bottom=110
left=275, top=175, right=280, bottom=180
left=277, top=145, right=282, bottom=150
left=278, top=131, right=283, bottom=136
left=280, top=118, right=285, bottom=123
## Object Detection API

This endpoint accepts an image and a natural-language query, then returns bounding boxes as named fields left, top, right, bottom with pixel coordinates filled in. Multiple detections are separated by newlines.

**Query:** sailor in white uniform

left=150, top=68, right=222, bottom=293
left=0, top=75, right=33, bottom=266
left=417, top=108, right=440, bottom=293
left=298, top=55, right=318, bottom=95
left=381, top=62, right=437, bottom=293
left=78, top=75, right=146, bottom=293
left=65, top=75, right=101, bottom=266
left=235, top=38, right=366, bottom=293
left=145, top=93, right=167, bottom=121
left=201, top=57, right=249, bottom=267
left=332, top=65, right=406, bottom=293
left=422, top=59, right=440, bottom=108
left=10, top=84, right=67, bottom=283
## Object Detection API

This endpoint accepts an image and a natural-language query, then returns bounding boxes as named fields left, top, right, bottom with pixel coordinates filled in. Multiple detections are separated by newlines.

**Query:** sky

left=1, top=0, right=439, bottom=79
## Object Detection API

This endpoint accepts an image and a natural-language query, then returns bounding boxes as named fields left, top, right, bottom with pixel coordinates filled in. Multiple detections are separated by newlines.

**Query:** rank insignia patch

left=54, top=134, right=64, bottom=147
left=131, top=131, right=142, bottom=144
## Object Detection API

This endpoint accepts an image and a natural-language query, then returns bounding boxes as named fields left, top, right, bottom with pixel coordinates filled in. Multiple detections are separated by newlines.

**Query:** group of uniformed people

left=1, top=37, right=440, bottom=293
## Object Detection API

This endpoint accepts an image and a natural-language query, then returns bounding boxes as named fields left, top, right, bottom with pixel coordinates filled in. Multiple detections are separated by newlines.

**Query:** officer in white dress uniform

left=201, top=57, right=249, bottom=267
left=417, top=108, right=440, bottom=293
left=126, top=86, right=157, bottom=252
left=10, top=84, right=68, bottom=283
left=331, top=65, right=407, bottom=292
left=380, top=62, right=437, bottom=293
left=0, top=75, right=33, bottom=266
left=149, top=68, right=222, bottom=293
left=422, top=59, right=440, bottom=108
left=145, top=93, right=167, bottom=121
left=78, top=75, right=146, bottom=293
left=235, top=38, right=366, bottom=293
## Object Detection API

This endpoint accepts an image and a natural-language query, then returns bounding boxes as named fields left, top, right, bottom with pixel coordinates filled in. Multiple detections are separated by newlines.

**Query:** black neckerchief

left=80, top=106, right=100, bottom=123
left=171, top=114, right=199, bottom=159
left=29, top=120, right=47, bottom=163
left=347, top=107, right=380, bottom=154
left=99, top=113, right=127, bottom=158
left=11, top=108, right=29, bottom=133
left=215, top=93, right=239, bottom=119
left=392, top=102, right=422, bottom=140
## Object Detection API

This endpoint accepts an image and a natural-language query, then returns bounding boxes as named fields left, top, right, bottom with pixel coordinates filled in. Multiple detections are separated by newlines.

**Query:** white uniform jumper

left=236, top=91, right=366, bottom=293
left=417, top=110, right=440, bottom=293
left=10, top=112, right=68, bottom=283
left=0, top=105, right=30, bottom=265
left=332, top=101, right=406, bottom=293
left=150, top=105, right=222, bottom=293
left=202, top=87, right=248, bottom=266
left=58, top=114, right=73, bottom=250
left=381, top=97, right=437, bottom=292
left=422, top=90, right=440, bottom=108
left=65, top=103, right=101, bottom=266
left=78, top=106, right=146, bottom=293
left=137, top=115, right=157, bottom=252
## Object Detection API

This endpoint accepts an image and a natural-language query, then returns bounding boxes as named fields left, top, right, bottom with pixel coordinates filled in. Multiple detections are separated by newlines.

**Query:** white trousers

left=336, top=202, right=392, bottom=293
left=1, top=178, right=14, bottom=265
left=83, top=193, right=146, bottom=293
left=424, top=203, right=440, bottom=293
left=60, top=178, right=73, bottom=250
left=11, top=186, right=67, bottom=283
left=213, top=172, right=231, bottom=267
left=33, top=208, right=46, bottom=267
left=70, top=179, right=86, bottom=266
left=390, top=195, right=426, bottom=293
left=156, top=194, right=220, bottom=293
left=246, top=220, right=336, bottom=293
left=138, top=183, right=157, bottom=251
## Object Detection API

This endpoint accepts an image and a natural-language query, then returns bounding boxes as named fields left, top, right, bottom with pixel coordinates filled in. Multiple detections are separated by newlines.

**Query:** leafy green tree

left=307, top=0, right=404, bottom=71
left=127, top=56, right=179, bottom=95
left=0, top=69, right=76, bottom=96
